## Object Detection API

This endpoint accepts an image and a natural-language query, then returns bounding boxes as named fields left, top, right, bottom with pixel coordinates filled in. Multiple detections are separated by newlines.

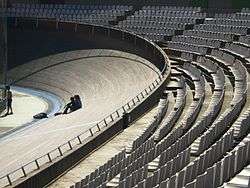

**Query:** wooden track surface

left=0, top=49, right=160, bottom=178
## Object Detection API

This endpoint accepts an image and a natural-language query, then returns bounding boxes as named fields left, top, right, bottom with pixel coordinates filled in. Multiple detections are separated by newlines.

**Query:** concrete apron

left=0, top=85, right=63, bottom=141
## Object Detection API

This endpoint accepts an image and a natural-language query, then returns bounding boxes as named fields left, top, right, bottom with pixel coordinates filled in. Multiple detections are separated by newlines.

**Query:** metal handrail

left=0, top=19, right=170, bottom=187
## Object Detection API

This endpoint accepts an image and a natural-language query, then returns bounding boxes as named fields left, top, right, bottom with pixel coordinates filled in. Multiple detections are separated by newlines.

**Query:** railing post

left=116, top=110, right=120, bottom=117
left=7, top=174, right=11, bottom=186
left=132, top=99, right=136, bottom=106
left=137, top=96, right=140, bottom=102
left=89, top=128, right=93, bottom=136
left=47, top=153, right=52, bottom=162
left=35, top=160, right=40, bottom=169
left=104, top=119, right=108, bottom=126
left=97, top=123, right=101, bottom=131
left=122, top=106, right=126, bottom=113
left=145, top=89, right=148, bottom=95
left=58, top=147, right=63, bottom=156
left=77, top=135, right=82, bottom=144
left=127, top=103, right=131, bottom=110
left=152, top=82, right=155, bottom=88
left=21, top=167, right=26, bottom=177
left=159, top=76, right=162, bottom=81
left=149, top=85, right=152, bottom=92
left=110, top=114, right=114, bottom=122
left=156, top=79, right=159, bottom=85
left=141, top=92, right=144, bottom=98
left=68, top=141, right=72, bottom=150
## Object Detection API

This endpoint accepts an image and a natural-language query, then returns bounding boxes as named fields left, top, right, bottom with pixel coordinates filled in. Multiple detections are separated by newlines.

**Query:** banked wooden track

left=0, top=19, right=170, bottom=188
left=0, top=49, right=160, bottom=182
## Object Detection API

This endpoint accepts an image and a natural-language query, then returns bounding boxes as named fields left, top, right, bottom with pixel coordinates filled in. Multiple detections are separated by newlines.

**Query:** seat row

left=190, top=50, right=248, bottom=156
left=194, top=24, right=249, bottom=35
left=171, top=35, right=222, bottom=48
left=241, top=7, right=250, bottom=13
left=154, top=76, right=187, bottom=142
left=117, top=25, right=175, bottom=38
left=11, top=3, right=132, bottom=11
left=239, top=35, right=250, bottom=46
left=224, top=43, right=250, bottom=58
left=118, top=20, right=187, bottom=30
left=141, top=6, right=201, bottom=12
left=194, top=133, right=250, bottom=188
left=215, top=13, right=250, bottom=20
left=164, top=41, right=208, bottom=55
left=133, top=11, right=206, bottom=18
left=126, top=15, right=197, bottom=24
left=154, top=130, right=234, bottom=188
left=204, top=18, right=250, bottom=27
left=127, top=99, right=168, bottom=152
left=183, top=30, right=234, bottom=42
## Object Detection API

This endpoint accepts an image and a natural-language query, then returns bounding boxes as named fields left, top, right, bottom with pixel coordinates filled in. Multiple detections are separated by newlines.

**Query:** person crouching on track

left=74, top=95, right=82, bottom=110
left=62, top=95, right=82, bottom=114
left=63, top=97, right=77, bottom=114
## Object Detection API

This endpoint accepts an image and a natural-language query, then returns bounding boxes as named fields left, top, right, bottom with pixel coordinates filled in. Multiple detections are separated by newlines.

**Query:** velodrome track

left=0, top=49, right=161, bottom=179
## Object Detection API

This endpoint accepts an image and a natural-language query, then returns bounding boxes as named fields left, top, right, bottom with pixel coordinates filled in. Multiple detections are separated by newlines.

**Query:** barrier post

left=21, top=167, right=26, bottom=177
left=137, top=96, right=140, bottom=102
left=7, top=175, right=11, bottom=186
left=97, top=123, right=101, bottom=131
left=77, top=135, right=82, bottom=144
left=47, top=153, right=52, bottom=162
left=141, top=92, right=144, bottom=98
left=110, top=114, right=114, bottom=122
left=132, top=99, right=136, bottom=106
left=104, top=119, right=108, bottom=126
left=122, top=106, right=126, bottom=112
left=116, top=110, right=119, bottom=117
left=35, top=160, right=40, bottom=169
left=89, top=129, right=93, bottom=136
left=58, top=147, right=63, bottom=156
left=152, top=82, right=156, bottom=88
left=149, top=85, right=152, bottom=92
left=68, top=141, right=72, bottom=150
left=127, top=103, right=131, bottom=110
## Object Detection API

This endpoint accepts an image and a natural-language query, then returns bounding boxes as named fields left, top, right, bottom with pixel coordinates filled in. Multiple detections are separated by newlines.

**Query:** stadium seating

left=52, top=7, right=250, bottom=188
left=58, top=6, right=250, bottom=187
left=8, top=3, right=133, bottom=26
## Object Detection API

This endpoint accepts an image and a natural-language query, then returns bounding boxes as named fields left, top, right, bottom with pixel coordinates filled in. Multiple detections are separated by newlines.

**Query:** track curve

left=0, top=49, right=160, bottom=178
